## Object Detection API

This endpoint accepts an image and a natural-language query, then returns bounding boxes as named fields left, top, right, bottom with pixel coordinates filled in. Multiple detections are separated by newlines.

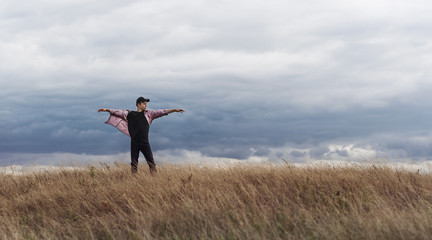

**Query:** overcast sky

left=2, top=0, right=432, bottom=166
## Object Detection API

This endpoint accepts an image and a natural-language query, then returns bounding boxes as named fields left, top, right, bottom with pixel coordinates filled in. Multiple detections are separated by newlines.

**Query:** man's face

left=138, top=102, right=147, bottom=110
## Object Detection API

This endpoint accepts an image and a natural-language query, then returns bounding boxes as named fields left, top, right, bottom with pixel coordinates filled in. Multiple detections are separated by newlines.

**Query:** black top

left=127, top=111, right=150, bottom=144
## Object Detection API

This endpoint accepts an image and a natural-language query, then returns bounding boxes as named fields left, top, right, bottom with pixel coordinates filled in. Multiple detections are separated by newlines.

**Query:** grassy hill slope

left=1, top=162, right=432, bottom=239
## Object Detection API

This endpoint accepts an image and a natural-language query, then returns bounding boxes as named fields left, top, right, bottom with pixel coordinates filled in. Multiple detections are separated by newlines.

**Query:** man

left=98, top=97, right=184, bottom=173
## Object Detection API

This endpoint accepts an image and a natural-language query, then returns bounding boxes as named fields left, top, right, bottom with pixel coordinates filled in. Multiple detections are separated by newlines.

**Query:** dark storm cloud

left=3, top=85, right=432, bottom=163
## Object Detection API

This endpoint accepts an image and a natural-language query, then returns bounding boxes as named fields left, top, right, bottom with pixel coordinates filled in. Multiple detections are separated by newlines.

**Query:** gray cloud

left=291, top=151, right=307, bottom=158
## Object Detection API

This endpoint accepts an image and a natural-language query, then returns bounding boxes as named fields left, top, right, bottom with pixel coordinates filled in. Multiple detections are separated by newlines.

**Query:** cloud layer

left=2, top=0, right=432, bottom=165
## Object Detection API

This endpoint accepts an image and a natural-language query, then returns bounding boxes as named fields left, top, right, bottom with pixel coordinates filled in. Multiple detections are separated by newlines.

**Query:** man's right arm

left=98, top=108, right=129, bottom=120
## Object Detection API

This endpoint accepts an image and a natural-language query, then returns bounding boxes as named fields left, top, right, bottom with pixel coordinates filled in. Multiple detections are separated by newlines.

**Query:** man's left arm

left=167, top=109, right=185, bottom=114
left=150, top=109, right=185, bottom=120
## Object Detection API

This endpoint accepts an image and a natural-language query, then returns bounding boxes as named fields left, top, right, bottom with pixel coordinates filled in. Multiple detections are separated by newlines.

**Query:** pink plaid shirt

left=105, top=109, right=169, bottom=136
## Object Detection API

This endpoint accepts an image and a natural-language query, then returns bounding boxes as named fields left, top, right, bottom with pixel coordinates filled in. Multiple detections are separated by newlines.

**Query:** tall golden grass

left=1, top=162, right=432, bottom=239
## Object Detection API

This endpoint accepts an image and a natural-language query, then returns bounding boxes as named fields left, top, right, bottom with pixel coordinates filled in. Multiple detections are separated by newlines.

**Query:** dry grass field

left=1, top=162, right=432, bottom=239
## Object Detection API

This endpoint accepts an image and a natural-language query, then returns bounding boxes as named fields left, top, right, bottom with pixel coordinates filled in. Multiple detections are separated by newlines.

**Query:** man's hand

left=98, top=108, right=110, bottom=112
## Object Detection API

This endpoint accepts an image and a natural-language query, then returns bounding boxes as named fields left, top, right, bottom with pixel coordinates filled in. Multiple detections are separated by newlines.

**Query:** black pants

left=131, top=142, right=156, bottom=173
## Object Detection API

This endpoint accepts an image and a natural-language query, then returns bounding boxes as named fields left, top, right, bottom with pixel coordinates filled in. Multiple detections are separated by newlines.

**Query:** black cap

left=136, top=96, right=150, bottom=106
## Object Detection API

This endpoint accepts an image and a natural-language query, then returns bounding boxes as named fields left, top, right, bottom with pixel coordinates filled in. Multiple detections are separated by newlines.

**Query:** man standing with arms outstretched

left=98, top=97, right=184, bottom=173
